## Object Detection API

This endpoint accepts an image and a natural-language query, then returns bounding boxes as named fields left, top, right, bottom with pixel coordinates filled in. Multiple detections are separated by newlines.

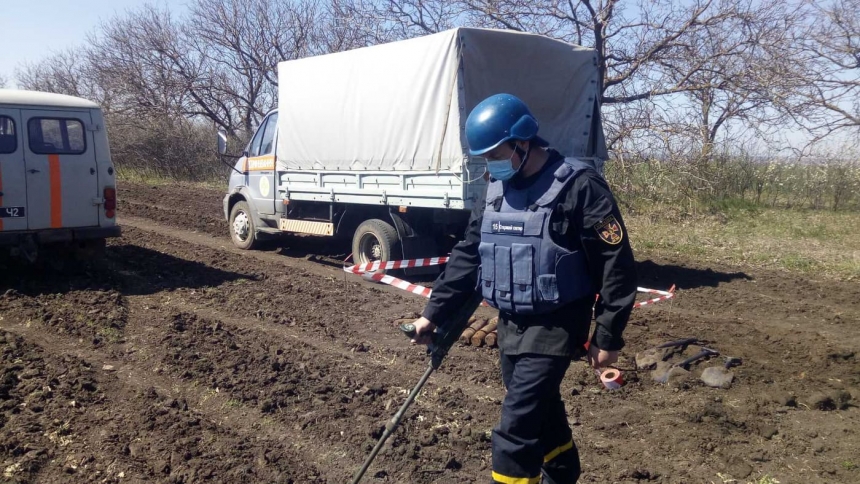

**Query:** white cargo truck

left=0, top=89, right=120, bottom=262
left=219, top=27, right=607, bottom=266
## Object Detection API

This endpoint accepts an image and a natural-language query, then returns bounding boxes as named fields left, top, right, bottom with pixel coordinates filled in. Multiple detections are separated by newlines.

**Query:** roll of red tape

left=599, top=368, right=624, bottom=390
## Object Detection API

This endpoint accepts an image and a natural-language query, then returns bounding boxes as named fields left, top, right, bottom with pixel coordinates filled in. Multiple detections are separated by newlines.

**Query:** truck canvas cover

left=277, top=27, right=605, bottom=175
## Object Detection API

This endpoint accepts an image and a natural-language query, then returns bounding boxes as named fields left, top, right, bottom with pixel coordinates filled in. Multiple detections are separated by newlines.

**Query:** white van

left=0, top=89, right=120, bottom=262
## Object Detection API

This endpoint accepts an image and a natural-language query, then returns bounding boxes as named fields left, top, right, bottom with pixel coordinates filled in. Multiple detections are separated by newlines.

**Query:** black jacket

left=422, top=150, right=637, bottom=356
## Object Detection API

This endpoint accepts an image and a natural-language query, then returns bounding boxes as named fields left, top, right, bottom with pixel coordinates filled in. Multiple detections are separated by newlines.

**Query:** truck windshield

left=249, top=113, right=278, bottom=157
left=259, top=113, right=278, bottom=156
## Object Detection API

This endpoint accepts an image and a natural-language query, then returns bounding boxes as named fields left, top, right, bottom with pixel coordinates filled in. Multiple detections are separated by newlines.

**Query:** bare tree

left=0, top=73, right=7, bottom=88
left=86, top=7, right=213, bottom=121
left=377, top=0, right=466, bottom=37
left=319, top=0, right=402, bottom=50
left=660, top=0, right=810, bottom=156
left=189, top=0, right=325, bottom=132
left=786, top=0, right=860, bottom=141
left=16, top=49, right=111, bottom=106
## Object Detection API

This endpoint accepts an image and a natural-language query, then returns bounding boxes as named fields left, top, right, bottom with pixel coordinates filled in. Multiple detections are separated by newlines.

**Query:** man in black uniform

left=409, top=93, right=637, bottom=484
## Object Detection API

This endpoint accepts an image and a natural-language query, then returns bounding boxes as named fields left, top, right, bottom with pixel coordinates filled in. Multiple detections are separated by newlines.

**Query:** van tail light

left=104, top=187, right=117, bottom=219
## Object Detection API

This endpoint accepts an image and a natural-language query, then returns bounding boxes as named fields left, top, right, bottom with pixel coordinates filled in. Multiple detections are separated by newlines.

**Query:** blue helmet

left=465, top=93, right=548, bottom=156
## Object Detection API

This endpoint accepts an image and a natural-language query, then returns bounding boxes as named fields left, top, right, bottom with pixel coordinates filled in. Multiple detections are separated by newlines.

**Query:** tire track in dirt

left=119, top=214, right=437, bottom=303
left=1, top=293, right=498, bottom=483
left=0, top=325, right=328, bottom=483
left=0, top=258, right=497, bottom=481
left=102, top=227, right=504, bottom=481
left=2, top=220, right=504, bottom=482
left=113, top=221, right=505, bottom=391
left=4, top=309, right=357, bottom=482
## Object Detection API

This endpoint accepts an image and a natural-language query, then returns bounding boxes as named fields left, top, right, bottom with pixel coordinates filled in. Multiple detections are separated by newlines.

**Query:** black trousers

left=491, top=353, right=581, bottom=484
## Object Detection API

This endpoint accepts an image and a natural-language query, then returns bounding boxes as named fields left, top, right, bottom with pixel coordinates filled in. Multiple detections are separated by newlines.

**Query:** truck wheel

left=352, top=219, right=400, bottom=269
left=229, top=200, right=259, bottom=250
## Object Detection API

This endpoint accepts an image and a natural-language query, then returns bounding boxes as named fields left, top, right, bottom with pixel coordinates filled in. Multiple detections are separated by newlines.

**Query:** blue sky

left=0, top=0, right=185, bottom=87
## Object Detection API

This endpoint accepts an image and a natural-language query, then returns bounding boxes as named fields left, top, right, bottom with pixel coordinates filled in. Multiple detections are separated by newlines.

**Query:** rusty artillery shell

left=471, top=318, right=498, bottom=347
left=459, top=317, right=487, bottom=344
left=485, top=330, right=498, bottom=348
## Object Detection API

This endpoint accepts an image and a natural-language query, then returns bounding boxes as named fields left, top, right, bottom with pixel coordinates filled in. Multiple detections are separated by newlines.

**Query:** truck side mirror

left=217, top=129, right=228, bottom=155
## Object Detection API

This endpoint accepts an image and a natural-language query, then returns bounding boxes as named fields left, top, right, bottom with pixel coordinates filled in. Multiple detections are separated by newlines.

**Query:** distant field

left=626, top=206, right=860, bottom=280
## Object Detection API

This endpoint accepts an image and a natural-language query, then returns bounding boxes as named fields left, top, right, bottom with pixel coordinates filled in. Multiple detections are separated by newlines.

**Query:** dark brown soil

left=0, top=180, right=857, bottom=483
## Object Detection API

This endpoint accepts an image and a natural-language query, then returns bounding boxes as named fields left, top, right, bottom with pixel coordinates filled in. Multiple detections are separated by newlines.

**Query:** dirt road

left=1, top=181, right=857, bottom=483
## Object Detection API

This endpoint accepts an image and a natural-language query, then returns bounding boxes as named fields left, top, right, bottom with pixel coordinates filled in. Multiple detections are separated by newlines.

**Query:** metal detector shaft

left=350, top=363, right=434, bottom=484
left=351, top=292, right=483, bottom=484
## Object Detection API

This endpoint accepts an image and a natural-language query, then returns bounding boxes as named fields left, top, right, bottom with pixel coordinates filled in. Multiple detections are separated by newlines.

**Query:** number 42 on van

left=1, top=207, right=25, bottom=218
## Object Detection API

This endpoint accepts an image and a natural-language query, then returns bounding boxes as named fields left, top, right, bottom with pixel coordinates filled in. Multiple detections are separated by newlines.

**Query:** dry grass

left=117, top=169, right=227, bottom=192
left=627, top=204, right=860, bottom=280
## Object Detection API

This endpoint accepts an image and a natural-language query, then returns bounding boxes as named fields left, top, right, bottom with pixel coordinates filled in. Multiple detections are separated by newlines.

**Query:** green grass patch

left=117, top=167, right=227, bottom=191
left=627, top=206, right=860, bottom=280
left=96, top=326, right=124, bottom=343
left=224, top=399, right=243, bottom=408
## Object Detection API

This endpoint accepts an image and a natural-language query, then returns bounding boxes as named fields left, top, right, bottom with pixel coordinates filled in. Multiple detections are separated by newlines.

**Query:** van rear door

left=0, top=108, right=27, bottom=231
left=22, top=110, right=99, bottom=230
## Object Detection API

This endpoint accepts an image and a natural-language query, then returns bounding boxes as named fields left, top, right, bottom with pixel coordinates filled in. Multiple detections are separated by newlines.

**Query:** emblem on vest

left=595, top=214, right=623, bottom=245
left=491, top=221, right=525, bottom=235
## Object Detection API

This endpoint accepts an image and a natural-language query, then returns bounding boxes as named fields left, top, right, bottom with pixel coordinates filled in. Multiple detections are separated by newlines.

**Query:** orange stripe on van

left=49, top=154, right=62, bottom=228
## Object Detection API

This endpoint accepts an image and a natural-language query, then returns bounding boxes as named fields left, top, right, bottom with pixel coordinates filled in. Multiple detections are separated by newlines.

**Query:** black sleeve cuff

left=592, top=326, right=625, bottom=352
left=422, top=305, right=444, bottom=327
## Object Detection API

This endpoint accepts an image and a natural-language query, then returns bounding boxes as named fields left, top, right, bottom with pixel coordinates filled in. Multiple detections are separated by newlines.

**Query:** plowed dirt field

left=1, top=181, right=857, bottom=483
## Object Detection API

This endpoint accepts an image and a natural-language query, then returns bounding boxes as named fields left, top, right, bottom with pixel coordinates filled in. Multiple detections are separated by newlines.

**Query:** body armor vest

left=478, top=158, right=595, bottom=314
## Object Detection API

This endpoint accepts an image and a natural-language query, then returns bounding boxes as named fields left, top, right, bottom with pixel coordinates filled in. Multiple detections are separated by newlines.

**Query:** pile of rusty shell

left=471, top=317, right=499, bottom=347
left=484, top=330, right=498, bottom=348
left=459, top=316, right=487, bottom=344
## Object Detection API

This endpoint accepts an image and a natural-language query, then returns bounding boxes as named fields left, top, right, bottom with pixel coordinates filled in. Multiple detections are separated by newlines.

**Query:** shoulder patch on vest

left=594, top=215, right=624, bottom=245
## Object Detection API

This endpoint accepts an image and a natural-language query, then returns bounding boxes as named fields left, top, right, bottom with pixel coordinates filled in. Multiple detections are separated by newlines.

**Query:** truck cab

left=0, top=89, right=120, bottom=262
left=221, top=110, right=279, bottom=250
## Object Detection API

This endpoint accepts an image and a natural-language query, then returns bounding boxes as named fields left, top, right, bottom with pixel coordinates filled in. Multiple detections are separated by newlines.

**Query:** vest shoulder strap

left=532, top=157, right=593, bottom=207
left=485, top=178, right=504, bottom=210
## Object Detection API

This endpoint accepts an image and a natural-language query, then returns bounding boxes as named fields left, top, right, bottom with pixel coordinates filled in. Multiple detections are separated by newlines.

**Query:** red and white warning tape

left=344, top=257, right=449, bottom=275
left=343, top=255, right=446, bottom=299
left=343, top=255, right=676, bottom=309
left=633, top=284, right=676, bottom=308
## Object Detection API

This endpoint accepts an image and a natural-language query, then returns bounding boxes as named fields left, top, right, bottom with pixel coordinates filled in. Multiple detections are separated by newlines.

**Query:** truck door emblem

left=259, top=176, right=270, bottom=197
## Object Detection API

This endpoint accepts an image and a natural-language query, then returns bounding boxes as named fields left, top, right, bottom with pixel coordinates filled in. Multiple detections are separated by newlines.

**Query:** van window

left=248, top=113, right=278, bottom=157
left=28, top=118, right=86, bottom=155
left=248, top=122, right=266, bottom=158
left=0, top=116, right=15, bottom=154
left=259, top=113, right=278, bottom=156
